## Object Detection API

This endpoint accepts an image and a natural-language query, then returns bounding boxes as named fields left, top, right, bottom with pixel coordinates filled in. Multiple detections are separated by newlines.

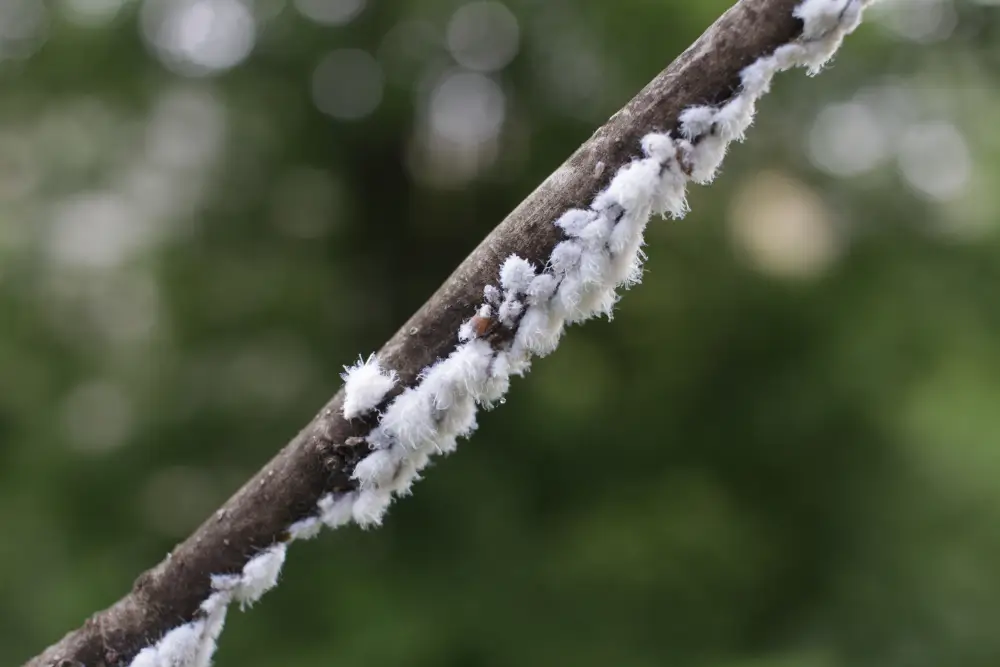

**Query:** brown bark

left=27, top=1, right=808, bottom=665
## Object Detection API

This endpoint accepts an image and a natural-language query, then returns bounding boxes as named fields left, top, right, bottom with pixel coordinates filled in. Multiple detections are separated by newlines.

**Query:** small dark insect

left=470, top=315, right=499, bottom=338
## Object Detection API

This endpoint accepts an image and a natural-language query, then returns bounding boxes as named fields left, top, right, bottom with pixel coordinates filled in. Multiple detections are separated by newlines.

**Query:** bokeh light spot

left=871, top=0, right=956, bottom=43
left=294, top=0, right=365, bottom=26
left=59, top=0, right=125, bottom=27
left=428, top=70, right=505, bottom=145
left=897, top=121, right=971, bottom=202
left=141, top=0, right=257, bottom=77
left=808, top=102, right=889, bottom=177
left=446, top=1, right=519, bottom=72
left=729, top=171, right=839, bottom=280
left=60, top=380, right=134, bottom=454
left=0, top=0, right=48, bottom=60
left=311, top=49, right=384, bottom=121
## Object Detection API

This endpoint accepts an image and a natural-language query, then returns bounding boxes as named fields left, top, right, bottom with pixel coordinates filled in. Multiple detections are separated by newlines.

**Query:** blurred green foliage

left=4, top=0, right=1000, bottom=665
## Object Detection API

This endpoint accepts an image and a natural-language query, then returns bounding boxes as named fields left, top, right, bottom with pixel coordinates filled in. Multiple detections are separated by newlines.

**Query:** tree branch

left=24, top=1, right=870, bottom=665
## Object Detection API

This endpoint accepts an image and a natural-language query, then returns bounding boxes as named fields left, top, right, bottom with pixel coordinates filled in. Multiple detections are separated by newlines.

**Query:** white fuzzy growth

left=231, top=544, right=286, bottom=608
left=622, top=252, right=645, bottom=288
left=375, top=387, right=437, bottom=450
left=682, top=134, right=729, bottom=184
left=421, top=339, right=492, bottom=410
left=526, top=273, right=558, bottom=306
left=608, top=235, right=648, bottom=288
left=550, top=240, right=583, bottom=276
left=591, top=287, right=621, bottom=321
left=287, top=516, right=322, bottom=541
left=505, top=348, right=533, bottom=377
left=498, top=298, right=523, bottom=324
left=125, top=4, right=872, bottom=666
left=484, top=284, right=502, bottom=305
left=481, top=350, right=510, bottom=403
left=341, top=355, right=397, bottom=420
left=458, top=320, right=476, bottom=342
left=596, top=158, right=661, bottom=215
left=500, top=255, right=536, bottom=295
left=608, top=207, right=646, bottom=257
left=483, top=351, right=513, bottom=403
left=194, top=602, right=227, bottom=667
left=386, top=457, right=423, bottom=495
left=353, top=446, right=404, bottom=489
left=794, top=0, right=870, bottom=74
left=640, top=133, right=689, bottom=219
left=129, top=648, right=159, bottom=667
left=438, top=394, right=478, bottom=438
left=318, top=492, right=355, bottom=528
left=447, top=339, right=494, bottom=402
left=129, top=618, right=220, bottom=667
left=492, top=350, right=513, bottom=379
left=578, top=246, right=612, bottom=286
left=652, top=172, right=690, bottom=220
left=345, top=339, right=494, bottom=527
left=124, top=543, right=284, bottom=666
left=153, top=622, right=205, bottom=667
left=556, top=209, right=597, bottom=236
left=554, top=273, right=586, bottom=320
left=679, top=106, right=716, bottom=140
left=437, top=434, right=460, bottom=455
left=200, top=591, right=229, bottom=617
left=515, top=305, right=564, bottom=357
left=352, top=488, right=392, bottom=528
left=714, top=95, right=757, bottom=142
left=208, top=573, right=241, bottom=594
left=640, top=132, right=675, bottom=162
left=740, top=58, right=775, bottom=97
left=420, top=359, right=465, bottom=411
left=410, top=448, right=433, bottom=471
left=576, top=215, right=615, bottom=249
left=797, top=0, right=865, bottom=41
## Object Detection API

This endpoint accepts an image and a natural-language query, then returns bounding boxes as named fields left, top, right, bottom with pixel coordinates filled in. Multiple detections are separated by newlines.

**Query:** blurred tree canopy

left=5, top=1, right=1000, bottom=666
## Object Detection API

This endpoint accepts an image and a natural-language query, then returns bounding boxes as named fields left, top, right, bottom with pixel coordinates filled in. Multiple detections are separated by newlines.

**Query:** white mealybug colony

left=126, top=2, right=872, bottom=664
left=340, top=354, right=398, bottom=420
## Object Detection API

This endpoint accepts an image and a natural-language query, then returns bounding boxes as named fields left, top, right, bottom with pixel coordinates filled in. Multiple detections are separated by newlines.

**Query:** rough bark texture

left=26, top=1, right=803, bottom=665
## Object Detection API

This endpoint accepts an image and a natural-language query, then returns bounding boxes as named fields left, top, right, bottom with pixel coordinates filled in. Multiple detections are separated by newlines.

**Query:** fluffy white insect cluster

left=125, top=2, right=870, bottom=665
left=128, top=544, right=287, bottom=667
left=341, top=354, right=398, bottom=420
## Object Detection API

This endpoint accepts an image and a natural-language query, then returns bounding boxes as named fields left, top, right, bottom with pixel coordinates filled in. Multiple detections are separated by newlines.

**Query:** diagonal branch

left=24, top=1, right=872, bottom=665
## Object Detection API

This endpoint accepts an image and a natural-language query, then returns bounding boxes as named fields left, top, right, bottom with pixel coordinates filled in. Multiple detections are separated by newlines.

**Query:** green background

left=4, top=0, right=1000, bottom=665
